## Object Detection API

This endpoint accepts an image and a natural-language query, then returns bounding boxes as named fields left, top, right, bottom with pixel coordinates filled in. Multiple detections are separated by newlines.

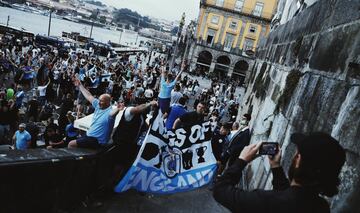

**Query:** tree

left=85, top=0, right=105, bottom=7
left=90, top=9, right=100, bottom=20
left=113, top=8, right=160, bottom=31
left=99, top=16, right=106, bottom=24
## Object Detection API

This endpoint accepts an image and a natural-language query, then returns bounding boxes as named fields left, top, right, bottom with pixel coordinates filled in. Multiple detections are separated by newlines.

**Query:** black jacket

left=213, top=159, right=330, bottom=213
left=221, top=128, right=251, bottom=166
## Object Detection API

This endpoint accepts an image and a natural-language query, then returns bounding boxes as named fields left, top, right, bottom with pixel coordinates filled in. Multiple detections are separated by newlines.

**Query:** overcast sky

left=100, top=0, right=200, bottom=23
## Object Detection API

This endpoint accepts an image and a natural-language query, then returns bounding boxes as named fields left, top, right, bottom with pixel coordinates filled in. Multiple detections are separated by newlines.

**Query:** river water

left=0, top=6, right=149, bottom=46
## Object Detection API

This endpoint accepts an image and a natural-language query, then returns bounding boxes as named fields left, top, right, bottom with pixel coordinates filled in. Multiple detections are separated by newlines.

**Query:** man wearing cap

left=213, top=132, right=346, bottom=213
left=12, top=123, right=31, bottom=150
left=221, top=113, right=252, bottom=167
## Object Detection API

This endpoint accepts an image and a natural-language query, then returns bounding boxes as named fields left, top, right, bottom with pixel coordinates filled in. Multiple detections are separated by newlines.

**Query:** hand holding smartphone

left=259, top=142, right=279, bottom=156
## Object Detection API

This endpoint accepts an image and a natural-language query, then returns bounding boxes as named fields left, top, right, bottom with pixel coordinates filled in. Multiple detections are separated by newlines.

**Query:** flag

left=115, top=111, right=217, bottom=194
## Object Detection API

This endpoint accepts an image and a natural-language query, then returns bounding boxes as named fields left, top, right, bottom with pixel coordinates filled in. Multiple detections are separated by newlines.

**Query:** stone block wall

left=238, top=0, right=360, bottom=211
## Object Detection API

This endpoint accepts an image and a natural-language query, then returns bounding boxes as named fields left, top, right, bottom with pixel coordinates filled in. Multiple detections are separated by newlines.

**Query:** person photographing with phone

left=213, top=132, right=346, bottom=213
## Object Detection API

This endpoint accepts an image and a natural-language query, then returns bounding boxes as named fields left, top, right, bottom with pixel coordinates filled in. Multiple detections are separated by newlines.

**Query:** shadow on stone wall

left=238, top=0, right=360, bottom=211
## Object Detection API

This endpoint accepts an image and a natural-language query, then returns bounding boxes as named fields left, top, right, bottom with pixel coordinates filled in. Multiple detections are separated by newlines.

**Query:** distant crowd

left=0, top=33, right=241, bottom=152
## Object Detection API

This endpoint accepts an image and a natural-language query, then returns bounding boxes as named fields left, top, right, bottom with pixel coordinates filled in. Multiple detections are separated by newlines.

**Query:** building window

left=224, top=33, right=235, bottom=52
left=249, top=25, right=257, bottom=33
left=235, top=0, right=244, bottom=12
left=229, top=21, right=237, bottom=29
left=253, top=2, right=264, bottom=16
left=206, top=29, right=216, bottom=45
left=215, top=0, right=224, bottom=7
left=243, top=38, right=255, bottom=50
left=211, top=15, right=219, bottom=24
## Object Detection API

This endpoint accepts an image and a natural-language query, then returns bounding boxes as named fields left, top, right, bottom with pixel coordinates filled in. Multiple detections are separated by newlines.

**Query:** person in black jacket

left=112, top=99, right=158, bottom=169
left=213, top=132, right=346, bottom=213
left=221, top=113, right=251, bottom=167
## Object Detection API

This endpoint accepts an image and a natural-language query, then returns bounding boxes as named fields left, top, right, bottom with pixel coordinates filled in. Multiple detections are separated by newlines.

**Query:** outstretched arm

left=175, top=62, right=185, bottom=81
left=172, top=118, right=181, bottom=129
left=161, top=66, right=167, bottom=79
left=175, top=70, right=183, bottom=81
left=109, top=101, right=125, bottom=118
left=130, top=100, right=158, bottom=115
left=44, top=79, right=51, bottom=87
left=73, top=76, right=95, bottom=103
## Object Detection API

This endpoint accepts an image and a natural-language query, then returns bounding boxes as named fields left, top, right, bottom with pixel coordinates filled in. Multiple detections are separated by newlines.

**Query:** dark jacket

left=213, top=159, right=329, bottom=213
left=112, top=107, right=145, bottom=166
left=221, top=127, right=251, bottom=166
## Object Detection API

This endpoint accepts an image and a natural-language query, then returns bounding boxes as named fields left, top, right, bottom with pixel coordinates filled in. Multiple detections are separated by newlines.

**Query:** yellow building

left=188, top=0, right=278, bottom=84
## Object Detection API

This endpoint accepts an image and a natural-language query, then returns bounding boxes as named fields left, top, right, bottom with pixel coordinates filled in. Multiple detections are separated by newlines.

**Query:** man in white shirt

left=221, top=114, right=251, bottom=166
left=227, top=122, right=240, bottom=142
left=144, top=86, right=154, bottom=102
left=37, top=80, right=50, bottom=105
left=170, top=84, right=183, bottom=106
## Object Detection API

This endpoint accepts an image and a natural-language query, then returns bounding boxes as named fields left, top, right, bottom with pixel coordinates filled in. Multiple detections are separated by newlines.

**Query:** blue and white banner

left=115, top=111, right=217, bottom=194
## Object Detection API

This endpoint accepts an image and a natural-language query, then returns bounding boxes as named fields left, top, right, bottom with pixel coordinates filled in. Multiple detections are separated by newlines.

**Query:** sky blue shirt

left=87, top=99, right=114, bottom=145
left=159, top=76, right=176, bottom=99
left=15, top=130, right=31, bottom=150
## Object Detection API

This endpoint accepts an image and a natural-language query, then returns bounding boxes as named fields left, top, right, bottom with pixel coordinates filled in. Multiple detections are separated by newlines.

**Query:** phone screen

left=259, top=142, right=279, bottom=155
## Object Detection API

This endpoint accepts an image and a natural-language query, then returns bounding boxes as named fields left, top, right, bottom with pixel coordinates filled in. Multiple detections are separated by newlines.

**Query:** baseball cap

left=291, top=132, right=345, bottom=181
left=19, top=123, right=26, bottom=128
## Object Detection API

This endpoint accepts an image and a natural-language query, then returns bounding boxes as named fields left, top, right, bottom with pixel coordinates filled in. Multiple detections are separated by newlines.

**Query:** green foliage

left=275, top=70, right=302, bottom=113
left=90, top=9, right=100, bottom=20
left=252, top=62, right=269, bottom=100
left=99, top=16, right=106, bottom=24
left=85, top=0, right=105, bottom=7
left=113, top=8, right=159, bottom=30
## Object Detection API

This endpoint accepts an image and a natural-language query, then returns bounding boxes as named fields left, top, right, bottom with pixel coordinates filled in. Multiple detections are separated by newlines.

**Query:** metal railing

left=201, top=0, right=274, bottom=21
left=195, top=39, right=244, bottom=56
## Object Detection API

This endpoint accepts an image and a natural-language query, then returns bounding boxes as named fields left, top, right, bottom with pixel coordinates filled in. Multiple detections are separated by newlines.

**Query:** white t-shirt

left=144, top=89, right=154, bottom=99
left=37, top=85, right=48, bottom=97
left=124, top=79, right=133, bottom=89
left=170, top=90, right=183, bottom=105
left=124, top=107, right=135, bottom=121
left=53, top=70, right=60, bottom=80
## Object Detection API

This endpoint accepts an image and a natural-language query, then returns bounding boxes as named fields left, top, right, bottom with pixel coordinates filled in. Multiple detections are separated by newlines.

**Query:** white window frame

left=229, top=21, right=237, bottom=29
left=235, top=0, right=244, bottom=12
left=224, top=33, right=234, bottom=52
left=249, top=25, right=257, bottom=33
left=206, top=29, right=216, bottom=45
left=243, top=38, right=255, bottom=51
left=215, top=0, right=224, bottom=7
left=211, top=15, right=220, bottom=24
left=253, top=2, right=264, bottom=16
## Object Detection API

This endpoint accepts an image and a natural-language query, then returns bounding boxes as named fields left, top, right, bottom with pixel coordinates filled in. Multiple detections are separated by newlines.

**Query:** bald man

left=68, top=77, right=121, bottom=149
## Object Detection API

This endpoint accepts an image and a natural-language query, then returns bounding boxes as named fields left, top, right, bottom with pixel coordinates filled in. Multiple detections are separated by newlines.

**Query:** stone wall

left=238, top=0, right=360, bottom=211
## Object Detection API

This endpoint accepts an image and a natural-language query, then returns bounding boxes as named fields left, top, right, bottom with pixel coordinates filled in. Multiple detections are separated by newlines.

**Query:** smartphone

left=259, top=142, right=279, bottom=155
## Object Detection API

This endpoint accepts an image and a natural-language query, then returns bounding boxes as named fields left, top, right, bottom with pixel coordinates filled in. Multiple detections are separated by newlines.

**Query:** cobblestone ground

left=76, top=188, right=230, bottom=213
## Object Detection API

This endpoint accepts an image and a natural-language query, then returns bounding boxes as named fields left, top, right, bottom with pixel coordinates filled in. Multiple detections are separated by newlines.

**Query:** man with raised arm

left=68, top=77, right=121, bottom=149
left=158, top=65, right=183, bottom=114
